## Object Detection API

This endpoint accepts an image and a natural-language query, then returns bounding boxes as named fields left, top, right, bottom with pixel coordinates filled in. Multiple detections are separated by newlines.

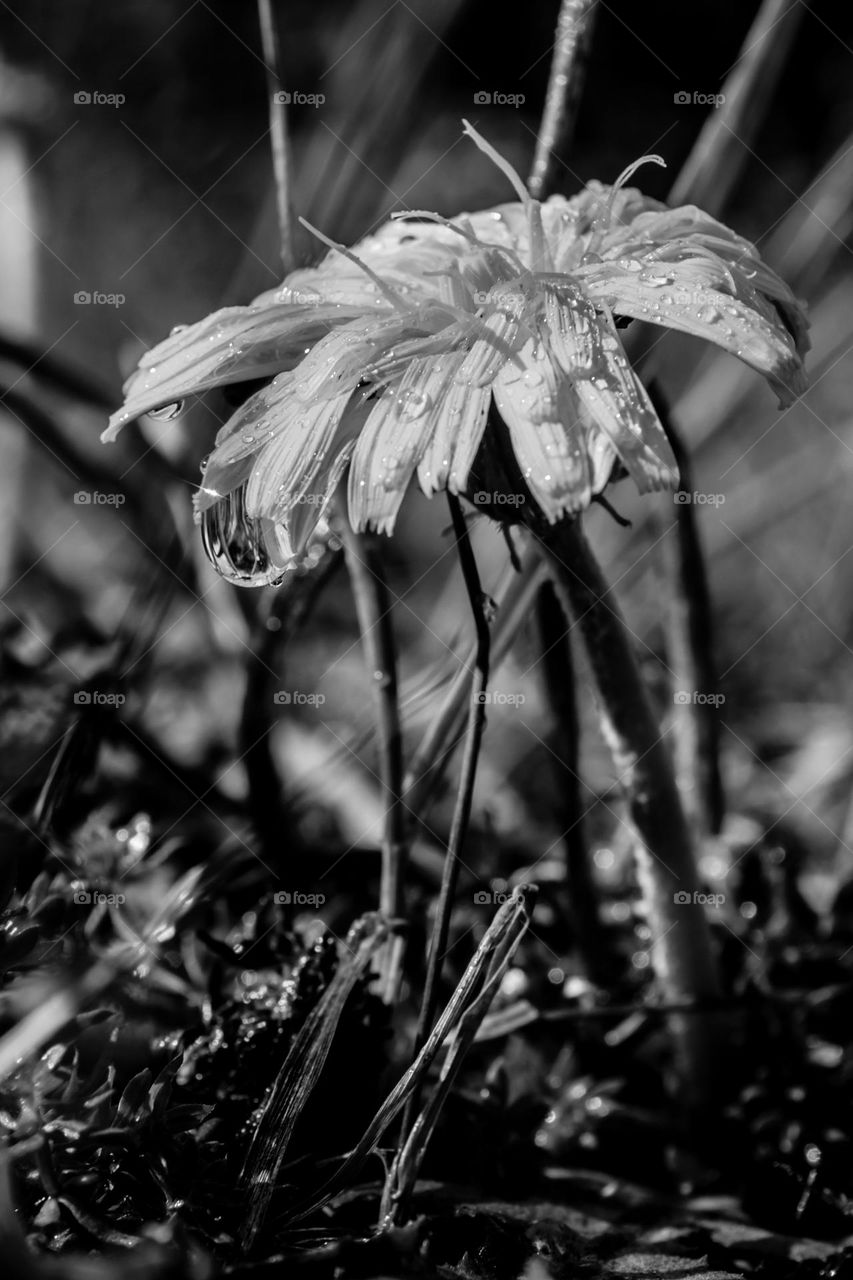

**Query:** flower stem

left=340, top=524, right=407, bottom=1002
left=257, top=0, right=298, bottom=272
left=656, top=408, right=725, bottom=836
left=537, top=519, right=721, bottom=1098
left=535, top=579, right=616, bottom=983
left=528, top=0, right=599, bottom=200
left=402, top=496, right=491, bottom=1137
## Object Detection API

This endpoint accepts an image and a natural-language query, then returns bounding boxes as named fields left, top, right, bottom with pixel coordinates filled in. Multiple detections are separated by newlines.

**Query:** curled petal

left=582, top=270, right=807, bottom=406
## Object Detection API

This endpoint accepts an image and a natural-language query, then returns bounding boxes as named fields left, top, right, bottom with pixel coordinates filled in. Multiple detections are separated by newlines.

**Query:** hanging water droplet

left=148, top=401, right=184, bottom=421
left=200, top=486, right=286, bottom=587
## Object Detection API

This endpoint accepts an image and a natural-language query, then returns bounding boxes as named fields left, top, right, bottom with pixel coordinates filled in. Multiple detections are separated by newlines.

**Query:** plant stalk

left=537, top=518, right=721, bottom=1099
left=340, top=524, right=407, bottom=1002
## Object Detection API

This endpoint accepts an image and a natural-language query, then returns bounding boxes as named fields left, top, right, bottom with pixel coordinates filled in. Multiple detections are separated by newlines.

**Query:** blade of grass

left=239, top=913, right=389, bottom=1248
left=669, top=0, right=807, bottom=214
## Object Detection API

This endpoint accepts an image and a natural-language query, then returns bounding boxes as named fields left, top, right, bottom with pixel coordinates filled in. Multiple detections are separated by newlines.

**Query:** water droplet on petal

left=395, top=387, right=431, bottom=419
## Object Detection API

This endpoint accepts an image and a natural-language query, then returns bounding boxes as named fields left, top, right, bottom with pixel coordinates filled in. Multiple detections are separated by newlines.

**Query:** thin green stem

left=340, top=524, right=407, bottom=1001
left=535, top=579, right=615, bottom=982
left=537, top=518, right=721, bottom=1102
left=401, top=496, right=491, bottom=1139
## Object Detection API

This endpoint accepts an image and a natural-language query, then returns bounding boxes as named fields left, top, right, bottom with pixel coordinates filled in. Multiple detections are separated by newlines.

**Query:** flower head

left=106, top=123, right=808, bottom=585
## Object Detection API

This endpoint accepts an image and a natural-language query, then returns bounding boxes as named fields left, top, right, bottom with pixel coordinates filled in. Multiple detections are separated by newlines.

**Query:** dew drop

left=395, top=387, right=431, bottom=419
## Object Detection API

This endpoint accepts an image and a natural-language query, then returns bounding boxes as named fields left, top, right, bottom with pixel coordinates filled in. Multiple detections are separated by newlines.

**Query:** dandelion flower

left=105, top=122, right=808, bottom=585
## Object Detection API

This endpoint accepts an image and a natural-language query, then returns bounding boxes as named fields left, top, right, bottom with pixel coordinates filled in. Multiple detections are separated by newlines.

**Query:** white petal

left=493, top=339, right=591, bottom=521
left=347, top=357, right=445, bottom=534
left=245, top=390, right=357, bottom=519
left=416, top=354, right=487, bottom=495
left=571, top=327, right=678, bottom=493
left=544, top=285, right=598, bottom=374
left=453, top=293, right=527, bottom=388
left=582, top=270, right=807, bottom=406
left=103, top=302, right=359, bottom=439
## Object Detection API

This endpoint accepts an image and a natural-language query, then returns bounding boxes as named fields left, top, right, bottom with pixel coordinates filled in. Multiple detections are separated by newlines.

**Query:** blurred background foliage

left=0, top=0, right=852, bottom=905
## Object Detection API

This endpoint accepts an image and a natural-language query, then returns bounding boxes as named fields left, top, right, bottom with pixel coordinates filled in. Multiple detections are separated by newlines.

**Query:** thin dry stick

left=537, top=519, right=721, bottom=1103
left=413, top=496, right=492, bottom=1050
left=340, top=523, right=408, bottom=1001
left=257, top=0, right=298, bottom=272
left=527, top=0, right=598, bottom=200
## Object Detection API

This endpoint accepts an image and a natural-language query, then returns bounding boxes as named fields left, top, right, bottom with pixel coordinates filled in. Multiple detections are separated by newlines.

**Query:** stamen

left=298, top=216, right=412, bottom=313
left=604, top=154, right=667, bottom=225
left=461, top=120, right=551, bottom=273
